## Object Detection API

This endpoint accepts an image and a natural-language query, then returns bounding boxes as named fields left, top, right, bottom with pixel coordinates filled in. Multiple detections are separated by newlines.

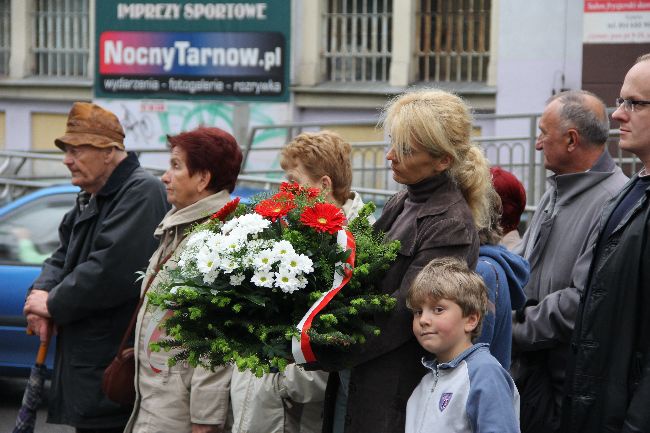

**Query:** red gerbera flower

left=280, top=181, right=303, bottom=194
left=271, top=190, right=296, bottom=201
left=300, top=203, right=345, bottom=234
left=255, top=198, right=296, bottom=222
left=306, top=187, right=321, bottom=199
left=210, top=197, right=241, bottom=221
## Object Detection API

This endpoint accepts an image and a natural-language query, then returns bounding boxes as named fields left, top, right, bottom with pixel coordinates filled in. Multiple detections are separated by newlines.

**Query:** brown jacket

left=321, top=173, right=479, bottom=433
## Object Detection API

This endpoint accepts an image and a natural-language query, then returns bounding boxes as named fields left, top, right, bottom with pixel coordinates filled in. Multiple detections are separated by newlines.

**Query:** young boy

left=405, top=257, right=520, bottom=433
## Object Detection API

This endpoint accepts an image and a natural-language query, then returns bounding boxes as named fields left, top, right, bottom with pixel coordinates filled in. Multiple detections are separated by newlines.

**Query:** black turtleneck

left=386, top=175, right=440, bottom=242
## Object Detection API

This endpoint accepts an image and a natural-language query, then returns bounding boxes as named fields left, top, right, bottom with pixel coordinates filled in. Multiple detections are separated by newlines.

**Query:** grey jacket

left=512, top=151, right=627, bottom=400
left=35, top=153, right=169, bottom=428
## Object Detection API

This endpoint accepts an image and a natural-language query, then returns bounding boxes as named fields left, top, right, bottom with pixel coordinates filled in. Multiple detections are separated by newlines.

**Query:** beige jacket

left=125, top=191, right=233, bottom=433
left=500, top=229, right=522, bottom=251
left=228, top=192, right=368, bottom=433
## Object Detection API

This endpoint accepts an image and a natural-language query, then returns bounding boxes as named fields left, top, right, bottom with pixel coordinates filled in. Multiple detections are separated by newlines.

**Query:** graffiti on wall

left=94, top=99, right=290, bottom=174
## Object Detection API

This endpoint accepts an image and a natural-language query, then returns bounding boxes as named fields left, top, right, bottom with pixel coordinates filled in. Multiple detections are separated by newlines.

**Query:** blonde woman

left=319, top=89, right=494, bottom=433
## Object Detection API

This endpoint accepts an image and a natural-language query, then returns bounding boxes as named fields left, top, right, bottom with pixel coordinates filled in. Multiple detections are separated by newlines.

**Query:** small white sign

left=583, top=0, right=650, bottom=43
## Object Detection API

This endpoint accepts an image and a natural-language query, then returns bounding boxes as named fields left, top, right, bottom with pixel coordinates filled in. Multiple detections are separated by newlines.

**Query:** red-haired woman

left=125, top=127, right=242, bottom=433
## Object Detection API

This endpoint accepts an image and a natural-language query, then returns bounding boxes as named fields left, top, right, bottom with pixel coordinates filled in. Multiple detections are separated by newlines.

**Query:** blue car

left=0, top=185, right=79, bottom=376
left=0, top=183, right=268, bottom=377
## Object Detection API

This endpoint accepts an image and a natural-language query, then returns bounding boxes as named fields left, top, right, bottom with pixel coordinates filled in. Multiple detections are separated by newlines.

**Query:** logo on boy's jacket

left=439, top=392, right=453, bottom=411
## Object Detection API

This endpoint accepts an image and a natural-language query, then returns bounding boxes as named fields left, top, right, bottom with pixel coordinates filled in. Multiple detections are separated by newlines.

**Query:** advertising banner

left=94, top=98, right=291, bottom=173
left=95, top=1, right=290, bottom=101
left=584, top=0, right=650, bottom=43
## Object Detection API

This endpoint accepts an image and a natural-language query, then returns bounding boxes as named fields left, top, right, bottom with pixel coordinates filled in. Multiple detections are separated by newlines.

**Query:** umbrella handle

left=35, top=341, right=49, bottom=365
left=35, top=324, right=52, bottom=365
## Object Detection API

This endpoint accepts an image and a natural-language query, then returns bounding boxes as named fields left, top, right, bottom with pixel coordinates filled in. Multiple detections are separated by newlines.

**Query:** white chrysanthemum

left=178, top=248, right=197, bottom=269
left=248, top=238, right=271, bottom=251
left=186, top=230, right=213, bottom=248
left=230, top=273, right=245, bottom=286
left=221, top=218, right=239, bottom=234
left=281, top=253, right=314, bottom=275
left=253, top=249, right=278, bottom=271
left=210, top=289, right=219, bottom=296
left=235, top=213, right=270, bottom=235
left=219, top=257, right=239, bottom=274
left=203, top=268, right=220, bottom=285
left=296, top=274, right=308, bottom=289
left=272, top=240, right=295, bottom=257
left=251, top=271, right=274, bottom=288
left=196, top=245, right=220, bottom=274
left=247, top=238, right=263, bottom=250
left=227, top=226, right=249, bottom=241
left=274, top=268, right=301, bottom=293
left=221, top=233, right=245, bottom=254
left=169, top=286, right=179, bottom=295
left=240, top=253, right=255, bottom=268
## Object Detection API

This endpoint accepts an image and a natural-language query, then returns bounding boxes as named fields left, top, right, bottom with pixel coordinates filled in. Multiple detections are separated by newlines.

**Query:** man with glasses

left=561, top=54, right=650, bottom=433
left=22, top=102, right=169, bottom=433
left=512, top=90, right=627, bottom=433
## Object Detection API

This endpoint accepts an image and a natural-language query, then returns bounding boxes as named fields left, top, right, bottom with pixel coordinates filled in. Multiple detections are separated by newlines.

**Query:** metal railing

left=239, top=113, right=639, bottom=210
left=240, top=114, right=545, bottom=206
left=0, top=113, right=641, bottom=213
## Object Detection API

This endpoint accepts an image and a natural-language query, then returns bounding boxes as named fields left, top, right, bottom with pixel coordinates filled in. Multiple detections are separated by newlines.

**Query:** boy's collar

left=421, top=343, right=489, bottom=371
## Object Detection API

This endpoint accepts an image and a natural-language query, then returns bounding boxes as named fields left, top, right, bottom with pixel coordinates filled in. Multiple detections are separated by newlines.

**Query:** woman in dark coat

left=321, top=89, right=494, bottom=433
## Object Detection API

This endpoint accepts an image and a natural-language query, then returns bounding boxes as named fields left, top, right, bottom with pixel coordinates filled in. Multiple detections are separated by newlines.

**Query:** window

left=0, top=194, right=75, bottom=264
left=323, top=0, right=393, bottom=82
left=416, top=0, right=491, bottom=82
left=0, top=0, right=9, bottom=76
left=32, top=0, right=90, bottom=78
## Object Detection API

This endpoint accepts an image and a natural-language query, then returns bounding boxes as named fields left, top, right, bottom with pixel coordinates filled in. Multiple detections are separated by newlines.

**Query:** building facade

left=1, top=0, right=649, bottom=159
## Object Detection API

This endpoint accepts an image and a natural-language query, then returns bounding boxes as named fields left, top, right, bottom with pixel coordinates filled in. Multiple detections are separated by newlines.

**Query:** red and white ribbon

left=292, top=229, right=356, bottom=364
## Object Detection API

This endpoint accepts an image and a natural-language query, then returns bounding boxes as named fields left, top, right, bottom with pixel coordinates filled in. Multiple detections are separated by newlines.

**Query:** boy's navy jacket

left=406, top=344, right=520, bottom=433
left=476, top=244, right=529, bottom=369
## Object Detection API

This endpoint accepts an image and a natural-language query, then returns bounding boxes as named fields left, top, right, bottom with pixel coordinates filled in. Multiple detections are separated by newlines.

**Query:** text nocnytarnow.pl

left=116, top=3, right=268, bottom=20
left=103, top=40, right=282, bottom=72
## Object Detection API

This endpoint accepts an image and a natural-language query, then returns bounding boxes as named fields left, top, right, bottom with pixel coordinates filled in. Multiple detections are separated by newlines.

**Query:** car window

left=0, top=194, right=76, bottom=265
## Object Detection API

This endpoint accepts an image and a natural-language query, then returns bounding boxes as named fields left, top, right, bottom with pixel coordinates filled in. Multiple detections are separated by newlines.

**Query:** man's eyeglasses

left=615, top=97, right=650, bottom=112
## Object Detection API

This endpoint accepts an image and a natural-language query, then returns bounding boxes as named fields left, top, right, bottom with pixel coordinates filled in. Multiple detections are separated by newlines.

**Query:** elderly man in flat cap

left=23, top=102, right=169, bottom=433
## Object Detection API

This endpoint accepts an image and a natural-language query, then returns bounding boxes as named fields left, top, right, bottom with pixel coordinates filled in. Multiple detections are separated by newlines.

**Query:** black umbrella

left=13, top=330, right=52, bottom=433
